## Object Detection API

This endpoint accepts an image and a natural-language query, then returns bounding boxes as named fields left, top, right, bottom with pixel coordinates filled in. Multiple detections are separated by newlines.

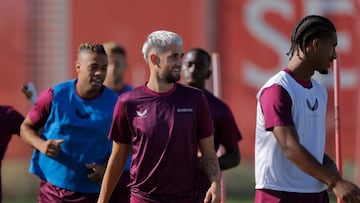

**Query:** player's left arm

left=216, top=105, right=242, bottom=170
left=323, top=154, right=341, bottom=179
left=199, top=135, right=221, bottom=203
left=218, top=146, right=240, bottom=170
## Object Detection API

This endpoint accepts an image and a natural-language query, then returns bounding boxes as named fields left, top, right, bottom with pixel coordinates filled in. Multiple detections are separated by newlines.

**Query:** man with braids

left=20, top=43, right=118, bottom=202
left=98, top=30, right=221, bottom=203
left=255, top=15, right=360, bottom=203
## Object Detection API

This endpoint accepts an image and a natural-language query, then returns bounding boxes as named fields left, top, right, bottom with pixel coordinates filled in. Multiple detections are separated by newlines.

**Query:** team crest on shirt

left=306, top=98, right=318, bottom=111
left=136, top=109, right=148, bottom=118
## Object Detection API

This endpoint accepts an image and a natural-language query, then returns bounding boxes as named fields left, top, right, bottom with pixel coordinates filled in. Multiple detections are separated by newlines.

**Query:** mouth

left=91, top=78, right=103, bottom=86
left=173, top=68, right=181, bottom=74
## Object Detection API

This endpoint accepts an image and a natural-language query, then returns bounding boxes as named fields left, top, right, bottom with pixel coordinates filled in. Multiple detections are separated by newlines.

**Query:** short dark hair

left=287, top=15, right=336, bottom=59
left=187, top=48, right=212, bottom=65
left=78, top=42, right=107, bottom=55
left=103, top=42, right=127, bottom=57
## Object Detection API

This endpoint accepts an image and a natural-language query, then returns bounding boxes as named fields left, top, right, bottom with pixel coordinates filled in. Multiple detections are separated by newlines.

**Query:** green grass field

left=2, top=159, right=353, bottom=203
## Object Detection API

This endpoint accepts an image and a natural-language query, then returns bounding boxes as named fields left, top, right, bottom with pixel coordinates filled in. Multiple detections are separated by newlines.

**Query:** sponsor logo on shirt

left=177, top=108, right=193, bottom=113
left=136, top=109, right=148, bottom=118
left=306, top=98, right=318, bottom=111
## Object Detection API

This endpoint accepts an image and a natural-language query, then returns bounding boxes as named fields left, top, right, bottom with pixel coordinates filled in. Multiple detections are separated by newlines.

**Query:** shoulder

left=53, top=79, right=76, bottom=94
left=175, top=83, right=203, bottom=96
left=257, top=71, right=290, bottom=99
left=260, top=84, right=290, bottom=101
left=117, top=85, right=144, bottom=102
left=203, top=90, right=230, bottom=109
left=0, top=105, right=11, bottom=114
left=103, top=86, right=118, bottom=98
left=0, top=105, right=19, bottom=116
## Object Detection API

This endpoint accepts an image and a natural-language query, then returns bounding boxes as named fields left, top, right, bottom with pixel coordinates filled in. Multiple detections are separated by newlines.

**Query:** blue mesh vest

left=29, top=79, right=118, bottom=193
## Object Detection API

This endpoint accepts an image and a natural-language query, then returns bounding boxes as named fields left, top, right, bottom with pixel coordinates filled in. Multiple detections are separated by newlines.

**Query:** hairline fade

left=77, top=42, right=107, bottom=57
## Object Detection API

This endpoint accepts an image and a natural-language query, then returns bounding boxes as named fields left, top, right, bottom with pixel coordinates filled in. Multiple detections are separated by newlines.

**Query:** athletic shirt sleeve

left=108, top=99, right=131, bottom=143
left=4, top=106, right=24, bottom=136
left=28, top=88, right=53, bottom=129
left=216, top=105, right=242, bottom=149
left=259, top=84, right=294, bottom=131
left=197, top=93, right=215, bottom=139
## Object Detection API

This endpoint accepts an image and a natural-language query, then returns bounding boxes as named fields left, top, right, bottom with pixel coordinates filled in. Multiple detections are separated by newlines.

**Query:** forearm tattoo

left=200, top=155, right=221, bottom=182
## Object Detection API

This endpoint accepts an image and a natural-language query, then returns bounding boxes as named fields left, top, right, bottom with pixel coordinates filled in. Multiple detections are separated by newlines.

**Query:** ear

left=75, top=61, right=80, bottom=73
left=311, top=38, right=320, bottom=51
left=206, top=69, right=212, bottom=79
left=150, top=54, right=158, bottom=65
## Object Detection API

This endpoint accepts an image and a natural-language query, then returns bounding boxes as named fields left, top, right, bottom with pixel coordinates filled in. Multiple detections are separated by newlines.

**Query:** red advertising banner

left=2, top=0, right=360, bottom=166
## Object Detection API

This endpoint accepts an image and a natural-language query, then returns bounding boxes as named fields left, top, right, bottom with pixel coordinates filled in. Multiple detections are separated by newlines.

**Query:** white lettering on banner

left=243, top=0, right=292, bottom=88
left=242, top=0, right=358, bottom=89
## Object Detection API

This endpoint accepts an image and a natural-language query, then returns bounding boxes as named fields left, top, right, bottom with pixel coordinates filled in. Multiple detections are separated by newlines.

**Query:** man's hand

left=39, top=139, right=64, bottom=157
left=331, top=179, right=360, bottom=203
left=86, top=163, right=106, bottom=183
left=204, top=181, right=221, bottom=203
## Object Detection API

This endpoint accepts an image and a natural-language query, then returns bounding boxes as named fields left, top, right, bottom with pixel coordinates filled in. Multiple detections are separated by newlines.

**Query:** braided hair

left=287, top=15, right=336, bottom=59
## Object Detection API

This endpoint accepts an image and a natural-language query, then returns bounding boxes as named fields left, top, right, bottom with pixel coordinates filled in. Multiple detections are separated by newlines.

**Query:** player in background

left=0, top=105, right=24, bottom=203
left=181, top=47, right=242, bottom=200
left=103, top=41, right=133, bottom=203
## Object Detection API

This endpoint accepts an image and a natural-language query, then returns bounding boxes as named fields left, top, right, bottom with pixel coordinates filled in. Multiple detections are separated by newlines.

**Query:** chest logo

left=136, top=109, right=148, bottom=117
left=306, top=98, right=318, bottom=111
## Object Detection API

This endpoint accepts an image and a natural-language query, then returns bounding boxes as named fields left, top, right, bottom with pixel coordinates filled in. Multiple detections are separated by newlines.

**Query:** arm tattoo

left=200, top=155, right=221, bottom=182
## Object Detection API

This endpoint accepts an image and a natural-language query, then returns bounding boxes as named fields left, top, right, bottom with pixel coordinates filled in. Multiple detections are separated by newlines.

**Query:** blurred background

left=2, top=0, right=360, bottom=202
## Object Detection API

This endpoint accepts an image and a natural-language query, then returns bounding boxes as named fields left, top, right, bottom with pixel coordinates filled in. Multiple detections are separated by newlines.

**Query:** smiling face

left=156, top=42, right=184, bottom=83
left=76, top=51, right=108, bottom=96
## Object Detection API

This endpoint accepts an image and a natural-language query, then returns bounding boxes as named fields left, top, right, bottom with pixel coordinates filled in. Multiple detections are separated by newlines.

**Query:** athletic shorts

left=38, top=179, right=99, bottom=203
left=130, top=193, right=202, bottom=203
left=255, top=188, right=329, bottom=203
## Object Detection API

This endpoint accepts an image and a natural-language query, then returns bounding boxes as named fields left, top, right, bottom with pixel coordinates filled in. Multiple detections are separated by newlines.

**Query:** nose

left=176, top=58, right=183, bottom=67
left=187, top=64, right=195, bottom=73
left=333, top=51, right=337, bottom=60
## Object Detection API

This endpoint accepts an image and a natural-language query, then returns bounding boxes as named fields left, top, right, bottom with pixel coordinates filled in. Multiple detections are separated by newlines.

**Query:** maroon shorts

left=38, top=179, right=99, bottom=203
left=130, top=193, right=202, bottom=203
left=255, top=188, right=329, bottom=203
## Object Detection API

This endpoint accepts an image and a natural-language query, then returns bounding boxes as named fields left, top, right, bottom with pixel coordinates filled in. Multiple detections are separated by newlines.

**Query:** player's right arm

left=262, top=84, right=360, bottom=203
left=273, top=125, right=360, bottom=202
left=20, top=88, right=64, bottom=158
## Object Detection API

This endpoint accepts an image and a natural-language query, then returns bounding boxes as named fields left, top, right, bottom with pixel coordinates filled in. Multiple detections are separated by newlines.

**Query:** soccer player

left=0, top=105, right=24, bottom=203
left=103, top=41, right=133, bottom=95
left=20, top=43, right=118, bottom=203
left=255, top=15, right=360, bottom=203
left=181, top=47, right=242, bottom=198
left=97, top=30, right=221, bottom=203
left=103, top=41, right=133, bottom=203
